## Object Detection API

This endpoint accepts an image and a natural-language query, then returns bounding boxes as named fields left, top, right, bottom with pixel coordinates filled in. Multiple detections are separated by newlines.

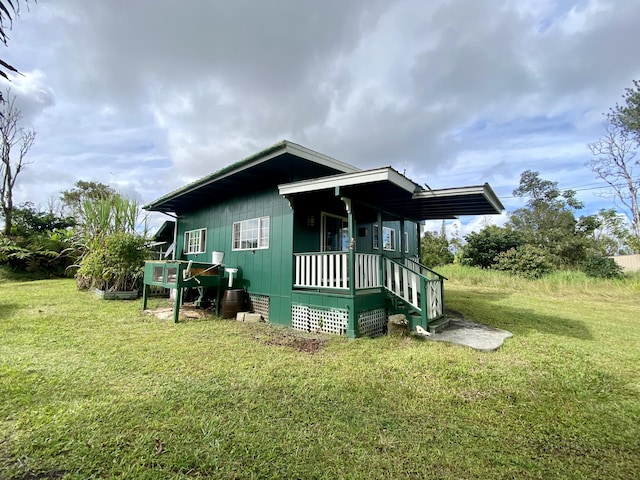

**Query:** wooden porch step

left=427, top=317, right=450, bottom=334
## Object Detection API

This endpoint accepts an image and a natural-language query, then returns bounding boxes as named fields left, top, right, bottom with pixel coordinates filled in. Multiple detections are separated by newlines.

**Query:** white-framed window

left=373, top=224, right=379, bottom=250
left=404, top=231, right=409, bottom=253
left=233, top=216, right=270, bottom=251
left=184, top=228, right=207, bottom=254
left=383, top=227, right=396, bottom=251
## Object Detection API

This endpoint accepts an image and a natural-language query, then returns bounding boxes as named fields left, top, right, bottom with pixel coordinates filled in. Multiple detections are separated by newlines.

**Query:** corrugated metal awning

left=278, top=167, right=503, bottom=221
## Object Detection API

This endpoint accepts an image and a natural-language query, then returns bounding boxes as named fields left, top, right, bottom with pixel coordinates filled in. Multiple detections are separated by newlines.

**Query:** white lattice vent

left=291, top=304, right=348, bottom=335
left=358, top=308, right=387, bottom=337
left=249, top=294, right=269, bottom=322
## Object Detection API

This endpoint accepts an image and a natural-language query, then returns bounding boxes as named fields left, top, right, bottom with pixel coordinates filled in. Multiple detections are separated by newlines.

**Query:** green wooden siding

left=174, top=187, right=419, bottom=335
left=176, top=188, right=294, bottom=324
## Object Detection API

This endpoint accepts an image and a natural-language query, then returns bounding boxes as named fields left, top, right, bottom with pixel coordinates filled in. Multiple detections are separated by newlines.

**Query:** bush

left=493, top=244, right=554, bottom=279
left=581, top=254, right=624, bottom=279
left=458, top=226, right=524, bottom=268
left=0, top=231, right=75, bottom=278
left=76, top=232, right=147, bottom=291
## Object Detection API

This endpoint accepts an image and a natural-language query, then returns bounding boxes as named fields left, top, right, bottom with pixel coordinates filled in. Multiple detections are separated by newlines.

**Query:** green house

left=142, top=140, right=503, bottom=337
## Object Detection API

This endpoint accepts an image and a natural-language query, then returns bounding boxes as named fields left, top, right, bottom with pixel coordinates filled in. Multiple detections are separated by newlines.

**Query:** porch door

left=321, top=212, right=348, bottom=252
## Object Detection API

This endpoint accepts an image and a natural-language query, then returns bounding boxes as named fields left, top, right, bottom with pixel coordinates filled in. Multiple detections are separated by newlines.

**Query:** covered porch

left=279, top=166, right=503, bottom=337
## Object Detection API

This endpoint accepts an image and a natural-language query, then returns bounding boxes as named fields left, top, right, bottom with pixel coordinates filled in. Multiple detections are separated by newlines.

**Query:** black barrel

left=221, top=289, right=246, bottom=319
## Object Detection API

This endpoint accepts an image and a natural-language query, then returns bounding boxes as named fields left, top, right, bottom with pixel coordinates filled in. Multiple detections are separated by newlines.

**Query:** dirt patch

left=258, top=328, right=328, bottom=354
left=143, top=306, right=209, bottom=321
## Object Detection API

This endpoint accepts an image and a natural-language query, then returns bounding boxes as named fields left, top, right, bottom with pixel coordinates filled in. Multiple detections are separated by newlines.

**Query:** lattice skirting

left=248, top=294, right=269, bottom=322
left=358, top=308, right=387, bottom=338
left=291, top=305, right=348, bottom=335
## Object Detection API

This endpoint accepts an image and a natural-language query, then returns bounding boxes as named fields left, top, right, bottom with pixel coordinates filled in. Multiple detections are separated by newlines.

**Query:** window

left=373, top=224, right=379, bottom=249
left=184, top=228, right=206, bottom=254
left=233, top=216, right=270, bottom=250
left=404, top=231, right=409, bottom=253
left=383, top=227, right=396, bottom=251
left=321, top=213, right=348, bottom=252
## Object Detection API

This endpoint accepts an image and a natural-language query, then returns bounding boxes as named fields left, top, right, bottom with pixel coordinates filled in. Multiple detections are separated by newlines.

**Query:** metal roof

left=278, top=167, right=504, bottom=221
left=144, top=141, right=504, bottom=220
left=143, top=140, right=359, bottom=214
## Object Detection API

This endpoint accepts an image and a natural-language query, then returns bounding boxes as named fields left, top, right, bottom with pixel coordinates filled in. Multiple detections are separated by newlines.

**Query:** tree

left=10, top=202, right=75, bottom=237
left=0, top=0, right=31, bottom=82
left=588, top=83, right=640, bottom=250
left=508, top=170, right=591, bottom=267
left=420, top=230, right=453, bottom=267
left=458, top=225, right=523, bottom=269
left=60, top=180, right=117, bottom=222
left=590, top=208, right=638, bottom=255
left=0, top=88, right=35, bottom=235
left=610, top=79, right=640, bottom=141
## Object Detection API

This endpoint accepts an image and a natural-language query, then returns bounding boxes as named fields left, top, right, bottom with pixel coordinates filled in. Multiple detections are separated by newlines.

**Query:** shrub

left=0, top=232, right=74, bottom=278
left=76, top=232, right=147, bottom=291
left=581, top=254, right=624, bottom=279
left=493, top=244, right=554, bottom=279
left=458, top=226, right=524, bottom=268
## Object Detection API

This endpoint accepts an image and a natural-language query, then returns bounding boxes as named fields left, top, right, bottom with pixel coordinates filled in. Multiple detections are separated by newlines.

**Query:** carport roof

left=278, top=167, right=504, bottom=221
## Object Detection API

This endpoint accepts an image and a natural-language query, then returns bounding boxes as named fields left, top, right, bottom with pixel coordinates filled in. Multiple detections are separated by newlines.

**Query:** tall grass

left=438, top=264, right=640, bottom=301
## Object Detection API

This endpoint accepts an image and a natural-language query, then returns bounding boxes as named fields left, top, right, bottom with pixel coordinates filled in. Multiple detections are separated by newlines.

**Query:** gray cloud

left=2, top=0, right=640, bottom=229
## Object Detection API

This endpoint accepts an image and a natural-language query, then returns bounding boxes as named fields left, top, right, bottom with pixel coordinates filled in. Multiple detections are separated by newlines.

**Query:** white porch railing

left=293, top=252, right=382, bottom=289
left=293, top=252, right=445, bottom=325
left=384, top=257, right=445, bottom=321
left=383, top=257, right=422, bottom=311
left=355, top=253, right=381, bottom=289
left=294, top=252, right=349, bottom=289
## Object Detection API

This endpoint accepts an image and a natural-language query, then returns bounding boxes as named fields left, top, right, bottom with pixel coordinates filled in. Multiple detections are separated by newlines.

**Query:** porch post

left=341, top=196, right=357, bottom=338
left=400, top=218, right=405, bottom=262
left=377, top=210, right=384, bottom=286
left=341, top=197, right=356, bottom=297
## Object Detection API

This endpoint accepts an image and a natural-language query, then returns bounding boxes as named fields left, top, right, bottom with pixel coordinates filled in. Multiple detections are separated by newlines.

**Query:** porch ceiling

left=278, top=167, right=504, bottom=221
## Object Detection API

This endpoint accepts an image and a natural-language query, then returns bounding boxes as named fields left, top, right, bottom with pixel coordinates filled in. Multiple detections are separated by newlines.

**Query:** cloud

left=1, top=0, right=640, bottom=233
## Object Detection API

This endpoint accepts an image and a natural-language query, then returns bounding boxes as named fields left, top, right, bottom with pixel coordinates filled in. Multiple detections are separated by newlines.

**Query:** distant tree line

left=421, top=80, right=640, bottom=279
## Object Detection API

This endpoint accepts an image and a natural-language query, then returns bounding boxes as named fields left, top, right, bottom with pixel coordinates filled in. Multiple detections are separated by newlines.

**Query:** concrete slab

left=428, top=318, right=512, bottom=351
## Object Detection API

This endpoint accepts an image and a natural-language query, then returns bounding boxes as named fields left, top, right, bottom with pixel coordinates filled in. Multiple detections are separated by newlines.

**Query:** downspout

left=341, top=196, right=357, bottom=338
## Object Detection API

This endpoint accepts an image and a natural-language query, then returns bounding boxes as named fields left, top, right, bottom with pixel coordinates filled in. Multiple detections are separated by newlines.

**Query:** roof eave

left=144, top=140, right=360, bottom=212
left=278, top=167, right=418, bottom=196
left=413, top=183, right=504, bottom=214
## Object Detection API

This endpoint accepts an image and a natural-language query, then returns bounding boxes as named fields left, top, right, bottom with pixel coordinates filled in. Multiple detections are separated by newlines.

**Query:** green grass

left=1, top=270, right=639, bottom=479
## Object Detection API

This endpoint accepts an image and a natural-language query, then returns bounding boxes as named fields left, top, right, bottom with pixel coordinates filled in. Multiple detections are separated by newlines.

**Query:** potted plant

left=71, top=194, right=148, bottom=299
left=76, top=231, right=147, bottom=299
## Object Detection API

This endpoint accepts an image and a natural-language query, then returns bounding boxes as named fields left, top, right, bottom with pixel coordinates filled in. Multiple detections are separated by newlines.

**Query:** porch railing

left=383, top=257, right=445, bottom=323
left=293, top=252, right=444, bottom=326
left=294, top=252, right=348, bottom=289
left=293, top=252, right=382, bottom=289
left=403, top=257, right=448, bottom=282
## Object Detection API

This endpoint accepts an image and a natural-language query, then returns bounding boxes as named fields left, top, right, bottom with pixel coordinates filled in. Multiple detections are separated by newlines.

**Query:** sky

left=3, top=0, right=640, bottom=236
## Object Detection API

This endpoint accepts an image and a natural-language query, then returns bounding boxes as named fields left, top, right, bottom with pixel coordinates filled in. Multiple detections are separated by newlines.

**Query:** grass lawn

left=1, top=269, right=639, bottom=479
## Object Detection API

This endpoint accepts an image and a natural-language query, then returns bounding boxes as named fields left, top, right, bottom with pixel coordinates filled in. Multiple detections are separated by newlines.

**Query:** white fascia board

left=278, top=167, right=417, bottom=196
left=284, top=142, right=360, bottom=174
left=413, top=184, right=505, bottom=213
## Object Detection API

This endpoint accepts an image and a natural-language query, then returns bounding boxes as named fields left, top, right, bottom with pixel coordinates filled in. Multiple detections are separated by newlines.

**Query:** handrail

left=383, top=257, right=445, bottom=324
left=403, top=257, right=448, bottom=281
